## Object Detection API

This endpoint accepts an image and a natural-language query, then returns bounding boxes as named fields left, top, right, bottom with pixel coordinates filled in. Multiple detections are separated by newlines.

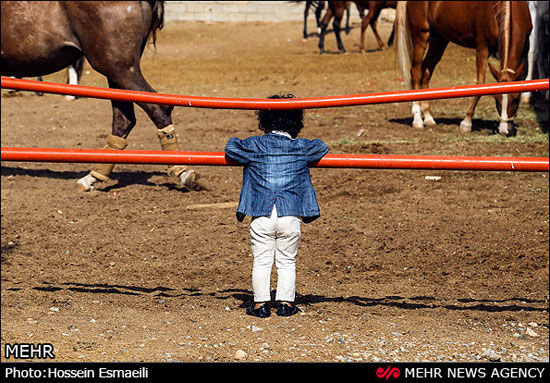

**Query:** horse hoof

left=412, top=121, right=424, bottom=130
left=76, top=181, right=93, bottom=192
left=423, top=117, right=436, bottom=127
left=180, top=170, right=200, bottom=191
left=459, top=120, right=472, bottom=133
left=76, top=174, right=96, bottom=192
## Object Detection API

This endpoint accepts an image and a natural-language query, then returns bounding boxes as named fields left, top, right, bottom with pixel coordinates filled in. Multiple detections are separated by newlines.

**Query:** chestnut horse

left=318, top=1, right=397, bottom=54
left=1, top=1, right=198, bottom=191
left=396, top=1, right=532, bottom=136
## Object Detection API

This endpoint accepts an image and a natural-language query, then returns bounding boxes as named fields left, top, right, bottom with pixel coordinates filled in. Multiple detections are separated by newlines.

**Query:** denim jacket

left=225, top=132, right=329, bottom=222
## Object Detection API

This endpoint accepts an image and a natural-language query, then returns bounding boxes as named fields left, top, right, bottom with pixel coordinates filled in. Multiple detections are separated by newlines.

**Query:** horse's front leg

left=409, top=30, right=429, bottom=129
left=460, top=46, right=488, bottom=133
left=417, top=34, right=449, bottom=128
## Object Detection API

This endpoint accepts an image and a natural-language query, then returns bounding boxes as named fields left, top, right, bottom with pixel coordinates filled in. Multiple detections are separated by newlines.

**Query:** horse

left=522, top=1, right=549, bottom=106
left=532, top=0, right=549, bottom=107
left=395, top=1, right=532, bottom=136
left=302, top=1, right=326, bottom=39
left=318, top=1, right=397, bottom=54
left=1, top=1, right=198, bottom=191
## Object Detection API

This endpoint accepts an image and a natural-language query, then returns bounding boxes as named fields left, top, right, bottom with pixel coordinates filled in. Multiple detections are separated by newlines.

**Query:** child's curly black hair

left=257, top=94, right=304, bottom=138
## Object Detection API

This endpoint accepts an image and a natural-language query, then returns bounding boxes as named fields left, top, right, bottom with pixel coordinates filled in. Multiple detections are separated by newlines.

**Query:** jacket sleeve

left=305, top=139, right=329, bottom=164
left=224, top=137, right=252, bottom=165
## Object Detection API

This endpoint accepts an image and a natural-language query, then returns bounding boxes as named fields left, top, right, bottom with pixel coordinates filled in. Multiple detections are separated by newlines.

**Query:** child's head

left=257, top=94, right=304, bottom=138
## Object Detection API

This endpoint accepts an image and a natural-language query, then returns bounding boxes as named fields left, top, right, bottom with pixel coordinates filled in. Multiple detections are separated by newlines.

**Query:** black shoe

left=276, top=303, right=298, bottom=317
left=246, top=303, right=271, bottom=318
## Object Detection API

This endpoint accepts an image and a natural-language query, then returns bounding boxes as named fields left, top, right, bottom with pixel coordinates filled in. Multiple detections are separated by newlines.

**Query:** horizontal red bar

left=1, top=77, right=548, bottom=110
left=1, top=147, right=548, bottom=172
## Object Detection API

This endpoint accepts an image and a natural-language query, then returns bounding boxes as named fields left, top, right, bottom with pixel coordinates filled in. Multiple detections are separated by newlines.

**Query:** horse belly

left=1, top=44, right=81, bottom=78
left=0, top=2, right=80, bottom=77
left=427, top=1, right=485, bottom=48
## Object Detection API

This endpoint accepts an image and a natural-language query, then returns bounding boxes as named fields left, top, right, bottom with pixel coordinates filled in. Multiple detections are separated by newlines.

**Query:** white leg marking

left=64, top=66, right=78, bottom=101
left=76, top=174, right=97, bottom=191
left=411, top=102, right=424, bottom=129
left=498, top=94, right=510, bottom=135
left=423, top=112, right=436, bottom=126
left=459, top=116, right=473, bottom=133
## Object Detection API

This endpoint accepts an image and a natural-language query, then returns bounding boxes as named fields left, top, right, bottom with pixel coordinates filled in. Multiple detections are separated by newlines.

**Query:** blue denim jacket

left=225, top=132, right=329, bottom=221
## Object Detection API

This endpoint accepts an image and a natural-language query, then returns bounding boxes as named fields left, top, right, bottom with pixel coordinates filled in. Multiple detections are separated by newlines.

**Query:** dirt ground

left=1, top=20, right=549, bottom=364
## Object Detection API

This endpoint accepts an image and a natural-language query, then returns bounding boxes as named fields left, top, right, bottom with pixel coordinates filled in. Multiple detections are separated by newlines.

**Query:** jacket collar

left=270, top=131, right=293, bottom=139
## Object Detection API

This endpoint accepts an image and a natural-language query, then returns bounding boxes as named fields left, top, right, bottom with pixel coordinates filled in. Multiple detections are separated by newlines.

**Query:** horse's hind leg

left=77, top=97, right=134, bottom=191
left=117, top=73, right=197, bottom=189
left=418, top=33, right=448, bottom=128
left=318, top=6, right=333, bottom=54
left=409, top=26, right=429, bottom=129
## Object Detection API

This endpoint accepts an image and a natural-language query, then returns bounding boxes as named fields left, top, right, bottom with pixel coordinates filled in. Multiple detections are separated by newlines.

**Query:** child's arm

left=225, top=137, right=253, bottom=165
left=305, top=139, right=330, bottom=164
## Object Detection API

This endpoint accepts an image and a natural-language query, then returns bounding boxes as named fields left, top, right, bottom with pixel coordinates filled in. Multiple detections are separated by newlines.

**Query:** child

left=225, top=94, right=329, bottom=318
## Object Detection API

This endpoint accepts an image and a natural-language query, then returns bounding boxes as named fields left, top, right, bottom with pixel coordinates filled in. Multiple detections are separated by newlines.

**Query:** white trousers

left=250, top=205, right=301, bottom=303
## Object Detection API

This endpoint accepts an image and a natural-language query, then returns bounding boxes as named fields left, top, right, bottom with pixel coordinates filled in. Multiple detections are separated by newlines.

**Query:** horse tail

left=395, top=1, right=412, bottom=88
left=147, top=0, right=165, bottom=46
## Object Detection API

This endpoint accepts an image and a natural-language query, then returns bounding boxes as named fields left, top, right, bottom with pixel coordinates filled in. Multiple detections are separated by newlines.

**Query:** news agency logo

left=376, top=365, right=401, bottom=380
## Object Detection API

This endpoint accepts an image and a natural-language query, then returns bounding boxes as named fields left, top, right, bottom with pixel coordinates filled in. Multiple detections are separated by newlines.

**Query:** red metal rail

left=1, top=76, right=548, bottom=110
left=1, top=147, right=548, bottom=172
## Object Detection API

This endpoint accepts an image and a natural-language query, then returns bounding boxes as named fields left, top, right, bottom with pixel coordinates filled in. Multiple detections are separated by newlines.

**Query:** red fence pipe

left=1, top=77, right=548, bottom=110
left=1, top=147, right=548, bottom=172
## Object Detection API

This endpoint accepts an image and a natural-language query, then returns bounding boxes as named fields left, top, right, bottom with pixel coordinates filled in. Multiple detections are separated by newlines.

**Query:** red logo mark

left=376, top=366, right=401, bottom=380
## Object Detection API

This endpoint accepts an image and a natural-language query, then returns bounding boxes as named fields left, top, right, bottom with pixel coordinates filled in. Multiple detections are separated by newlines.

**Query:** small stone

left=235, top=350, right=247, bottom=361
left=485, top=350, right=500, bottom=361
left=525, top=328, right=539, bottom=337
left=251, top=326, right=263, bottom=332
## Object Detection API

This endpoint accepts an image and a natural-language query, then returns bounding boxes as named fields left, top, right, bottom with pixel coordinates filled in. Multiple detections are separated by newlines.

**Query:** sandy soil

left=1, top=20, right=548, bottom=363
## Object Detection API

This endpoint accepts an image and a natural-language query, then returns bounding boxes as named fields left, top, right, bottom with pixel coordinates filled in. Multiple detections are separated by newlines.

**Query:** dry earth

left=1, top=19, right=549, bottom=364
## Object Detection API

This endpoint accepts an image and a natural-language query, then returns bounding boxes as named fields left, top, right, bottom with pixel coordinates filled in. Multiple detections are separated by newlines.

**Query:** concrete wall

left=164, top=1, right=395, bottom=23
left=165, top=1, right=305, bottom=23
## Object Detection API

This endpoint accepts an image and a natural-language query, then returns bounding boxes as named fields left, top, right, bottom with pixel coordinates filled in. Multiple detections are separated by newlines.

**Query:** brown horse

left=396, top=1, right=532, bottom=136
left=302, top=1, right=326, bottom=39
left=318, top=1, right=397, bottom=54
left=1, top=1, right=198, bottom=191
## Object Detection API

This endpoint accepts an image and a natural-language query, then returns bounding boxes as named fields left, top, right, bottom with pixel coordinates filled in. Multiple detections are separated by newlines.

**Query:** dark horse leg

left=318, top=2, right=348, bottom=54
left=303, top=1, right=313, bottom=39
